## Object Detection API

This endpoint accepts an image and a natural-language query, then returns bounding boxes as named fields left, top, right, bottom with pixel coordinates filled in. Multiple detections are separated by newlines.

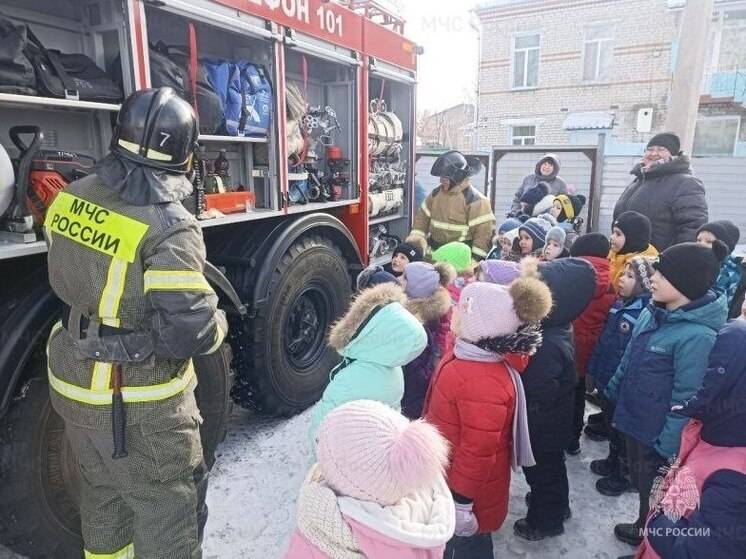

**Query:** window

left=583, top=23, right=614, bottom=81
left=718, top=9, right=746, bottom=71
left=510, top=125, right=536, bottom=145
left=512, top=34, right=540, bottom=88
left=692, top=116, right=740, bottom=156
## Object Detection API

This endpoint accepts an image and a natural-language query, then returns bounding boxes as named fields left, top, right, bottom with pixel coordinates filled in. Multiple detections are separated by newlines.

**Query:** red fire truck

left=0, top=0, right=418, bottom=555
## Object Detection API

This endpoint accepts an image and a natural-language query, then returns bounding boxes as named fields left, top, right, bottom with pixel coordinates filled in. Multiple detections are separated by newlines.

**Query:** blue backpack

left=204, top=60, right=272, bottom=137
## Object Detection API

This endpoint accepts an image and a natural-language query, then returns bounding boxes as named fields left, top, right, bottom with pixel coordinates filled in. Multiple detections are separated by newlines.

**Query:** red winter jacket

left=423, top=351, right=528, bottom=533
left=572, top=256, right=615, bottom=378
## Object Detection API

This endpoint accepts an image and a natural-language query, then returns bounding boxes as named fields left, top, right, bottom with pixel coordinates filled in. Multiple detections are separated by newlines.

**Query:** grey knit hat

left=546, top=226, right=567, bottom=247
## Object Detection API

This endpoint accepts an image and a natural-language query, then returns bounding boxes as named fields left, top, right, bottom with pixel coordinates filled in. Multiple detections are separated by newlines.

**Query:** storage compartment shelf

left=199, top=135, right=268, bottom=144
left=0, top=240, right=47, bottom=261
left=370, top=253, right=392, bottom=267
left=197, top=208, right=284, bottom=227
left=369, top=213, right=404, bottom=225
left=286, top=198, right=359, bottom=214
left=0, top=93, right=121, bottom=112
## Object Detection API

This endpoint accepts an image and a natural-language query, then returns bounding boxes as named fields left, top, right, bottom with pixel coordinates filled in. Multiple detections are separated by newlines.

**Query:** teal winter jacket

left=309, top=283, right=427, bottom=443
left=605, top=292, right=727, bottom=460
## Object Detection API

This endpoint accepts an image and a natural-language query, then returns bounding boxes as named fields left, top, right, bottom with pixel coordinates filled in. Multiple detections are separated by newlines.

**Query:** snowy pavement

left=1, top=404, right=641, bottom=559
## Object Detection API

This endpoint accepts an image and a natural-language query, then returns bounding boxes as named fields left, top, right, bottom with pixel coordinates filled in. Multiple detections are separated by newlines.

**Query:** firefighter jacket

left=411, top=179, right=495, bottom=259
left=43, top=161, right=227, bottom=430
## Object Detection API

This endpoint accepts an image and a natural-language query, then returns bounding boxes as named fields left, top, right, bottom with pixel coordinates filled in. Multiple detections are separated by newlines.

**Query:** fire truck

left=0, top=0, right=418, bottom=555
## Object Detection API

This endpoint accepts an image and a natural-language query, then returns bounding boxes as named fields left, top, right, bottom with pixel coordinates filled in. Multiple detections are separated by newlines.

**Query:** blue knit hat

left=498, top=218, right=522, bottom=235
left=519, top=217, right=553, bottom=251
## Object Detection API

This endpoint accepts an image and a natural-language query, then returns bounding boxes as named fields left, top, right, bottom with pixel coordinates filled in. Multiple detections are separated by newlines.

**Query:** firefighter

left=411, top=150, right=495, bottom=260
left=43, top=87, right=227, bottom=559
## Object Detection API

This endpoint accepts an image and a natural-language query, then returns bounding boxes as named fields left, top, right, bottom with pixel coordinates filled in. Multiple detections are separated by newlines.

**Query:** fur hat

left=453, top=276, right=552, bottom=343
left=697, top=220, right=740, bottom=254
left=554, top=194, right=586, bottom=222
left=316, top=400, right=449, bottom=506
left=432, top=242, right=473, bottom=274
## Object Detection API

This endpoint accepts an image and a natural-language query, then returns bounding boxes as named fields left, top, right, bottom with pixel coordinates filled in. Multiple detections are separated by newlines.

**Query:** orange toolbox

left=204, top=192, right=255, bottom=214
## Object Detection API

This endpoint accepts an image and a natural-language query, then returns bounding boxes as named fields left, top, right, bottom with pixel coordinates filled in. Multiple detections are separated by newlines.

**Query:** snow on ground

left=0, top=404, right=640, bottom=559
left=203, top=405, right=639, bottom=559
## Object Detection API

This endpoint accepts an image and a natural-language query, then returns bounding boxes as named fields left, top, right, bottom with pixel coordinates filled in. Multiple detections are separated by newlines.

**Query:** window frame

left=510, top=31, right=541, bottom=90
left=582, top=22, right=615, bottom=83
left=692, top=115, right=741, bottom=157
left=509, top=124, right=537, bottom=145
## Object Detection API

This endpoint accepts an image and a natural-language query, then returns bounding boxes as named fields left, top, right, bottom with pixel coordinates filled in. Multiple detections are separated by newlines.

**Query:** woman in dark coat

left=613, top=133, right=708, bottom=251
left=514, top=258, right=596, bottom=541
left=510, top=153, right=567, bottom=215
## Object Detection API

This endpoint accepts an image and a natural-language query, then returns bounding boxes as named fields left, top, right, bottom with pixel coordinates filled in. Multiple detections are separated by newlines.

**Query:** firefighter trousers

left=64, top=395, right=206, bottom=559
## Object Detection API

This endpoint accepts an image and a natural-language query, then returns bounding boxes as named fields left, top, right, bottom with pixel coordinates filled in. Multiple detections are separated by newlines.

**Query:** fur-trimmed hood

left=328, top=284, right=427, bottom=367
left=405, top=287, right=452, bottom=324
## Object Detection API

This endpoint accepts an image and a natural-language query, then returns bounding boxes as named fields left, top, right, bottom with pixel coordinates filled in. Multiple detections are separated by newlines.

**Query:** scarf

left=453, top=339, right=536, bottom=469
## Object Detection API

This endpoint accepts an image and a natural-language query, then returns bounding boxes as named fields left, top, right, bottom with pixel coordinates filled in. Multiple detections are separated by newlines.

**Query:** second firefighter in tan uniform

left=44, top=88, right=227, bottom=559
left=411, top=150, right=495, bottom=260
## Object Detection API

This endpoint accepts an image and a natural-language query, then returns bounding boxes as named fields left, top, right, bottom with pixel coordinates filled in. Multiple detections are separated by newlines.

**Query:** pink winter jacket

left=285, top=467, right=455, bottom=559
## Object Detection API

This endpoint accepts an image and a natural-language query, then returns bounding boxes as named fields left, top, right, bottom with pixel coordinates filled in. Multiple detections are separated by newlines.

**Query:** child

left=637, top=319, right=746, bottom=559
left=604, top=241, right=729, bottom=548
left=542, top=226, right=568, bottom=261
left=356, top=266, right=398, bottom=291
left=696, top=220, right=744, bottom=313
left=384, top=236, right=424, bottom=277
left=287, top=400, right=455, bottom=558
left=608, top=211, right=659, bottom=290
left=400, top=261, right=455, bottom=418
left=516, top=257, right=597, bottom=541
left=565, top=233, right=616, bottom=455
left=432, top=241, right=475, bottom=303
left=308, top=283, right=427, bottom=443
left=518, top=215, right=554, bottom=259
left=424, top=277, right=553, bottom=557
left=487, top=218, right=522, bottom=260
left=550, top=194, right=586, bottom=248
left=587, top=256, right=655, bottom=498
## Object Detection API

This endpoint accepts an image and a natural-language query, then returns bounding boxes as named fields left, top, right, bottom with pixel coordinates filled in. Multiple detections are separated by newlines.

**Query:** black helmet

left=111, top=87, right=198, bottom=173
left=430, top=150, right=482, bottom=185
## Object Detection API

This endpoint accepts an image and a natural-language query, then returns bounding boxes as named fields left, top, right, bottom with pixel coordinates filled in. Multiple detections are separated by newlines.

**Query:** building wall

left=419, top=104, right=476, bottom=151
left=475, top=0, right=679, bottom=150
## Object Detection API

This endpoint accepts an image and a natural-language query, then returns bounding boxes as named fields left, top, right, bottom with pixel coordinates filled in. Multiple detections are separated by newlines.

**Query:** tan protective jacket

left=411, top=179, right=495, bottom=259
left=44, top=172, right=227, bottom=429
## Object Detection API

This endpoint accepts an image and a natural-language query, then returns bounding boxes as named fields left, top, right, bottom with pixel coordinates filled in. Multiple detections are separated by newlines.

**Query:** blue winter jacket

left=588, top=294, right=650, bottom=392
left=713, top=255, right=743, bottom=308
left=605, top=292, right=727, bottom=460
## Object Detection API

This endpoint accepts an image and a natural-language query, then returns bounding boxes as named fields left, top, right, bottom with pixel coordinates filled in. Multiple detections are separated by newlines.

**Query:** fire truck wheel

left=0, top=346, right=233, bottom=558
left=251, top=235, right=352, bottom=416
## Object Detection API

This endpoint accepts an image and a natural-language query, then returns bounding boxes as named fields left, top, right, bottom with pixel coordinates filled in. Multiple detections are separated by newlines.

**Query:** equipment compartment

left=284, top=49, right=357, bottom=207
left=367, top=75, right=414, bottom=264
left=144, top=7, right=278, bottom=215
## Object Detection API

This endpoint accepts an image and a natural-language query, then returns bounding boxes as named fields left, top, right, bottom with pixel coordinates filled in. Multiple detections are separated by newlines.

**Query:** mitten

left=454, top=502, right=479, bottom=537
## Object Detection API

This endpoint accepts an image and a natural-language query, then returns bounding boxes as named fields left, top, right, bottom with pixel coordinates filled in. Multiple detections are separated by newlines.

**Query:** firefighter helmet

left=430, top=150, right=482, bottom=185
left=111, top=87, right=198, bottom=173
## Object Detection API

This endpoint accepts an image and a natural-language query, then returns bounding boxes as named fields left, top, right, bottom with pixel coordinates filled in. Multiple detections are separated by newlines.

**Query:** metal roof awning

left=562, top=111, right=615, bottom=130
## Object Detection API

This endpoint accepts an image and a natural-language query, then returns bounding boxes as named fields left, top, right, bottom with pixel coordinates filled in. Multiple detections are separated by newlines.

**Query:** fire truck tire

left=251, top=235, right=352, bottom=416
left=0, top=346, right=233, bottom=558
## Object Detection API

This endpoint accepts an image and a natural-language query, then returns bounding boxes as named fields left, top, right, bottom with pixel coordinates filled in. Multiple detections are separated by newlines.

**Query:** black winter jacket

left=522, top=258, right=596, bottom=452
left=613, top=156, right=707, bottom=251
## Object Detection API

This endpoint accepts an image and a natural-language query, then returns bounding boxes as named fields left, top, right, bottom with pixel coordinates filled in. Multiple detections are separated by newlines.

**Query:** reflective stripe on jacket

left=411, top=179, right=495, bottom=259
left=44, top=173, right=227, bottom=429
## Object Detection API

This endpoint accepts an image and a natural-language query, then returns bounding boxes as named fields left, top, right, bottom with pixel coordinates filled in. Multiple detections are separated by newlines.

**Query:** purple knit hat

left=403, top=262, right=440, bottom=299
left=316, top=400, right=450, bottom=506
left=479, top=260, right=521, bottom=285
